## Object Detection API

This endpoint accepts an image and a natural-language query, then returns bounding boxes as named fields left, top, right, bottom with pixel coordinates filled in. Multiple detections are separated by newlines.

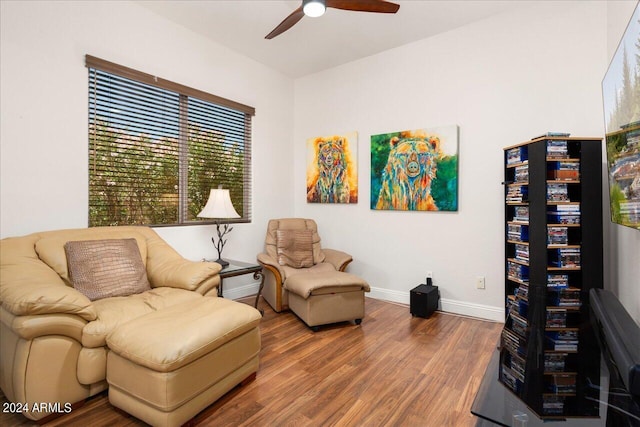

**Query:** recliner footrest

left=284, top=271, right=369, bottom=299
left=284, top=271, right=370, bottom=329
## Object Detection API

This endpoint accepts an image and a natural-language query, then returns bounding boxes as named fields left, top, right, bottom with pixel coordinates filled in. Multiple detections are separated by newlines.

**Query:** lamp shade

left=197, top=188, right=240, bottom=219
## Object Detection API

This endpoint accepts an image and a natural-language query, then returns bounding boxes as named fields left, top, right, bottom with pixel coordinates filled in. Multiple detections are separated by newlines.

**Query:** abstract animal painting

left=306, top=132, right=358, bottom=203
left=371, top=126, right=458, bottom=211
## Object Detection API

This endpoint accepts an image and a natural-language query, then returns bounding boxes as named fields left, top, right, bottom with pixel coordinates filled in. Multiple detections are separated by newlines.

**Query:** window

left=86, top=55, right=254, bottom=227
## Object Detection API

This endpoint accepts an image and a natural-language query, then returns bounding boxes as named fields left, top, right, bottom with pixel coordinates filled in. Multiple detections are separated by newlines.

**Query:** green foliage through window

left=88, top=64, right=252, bottom=227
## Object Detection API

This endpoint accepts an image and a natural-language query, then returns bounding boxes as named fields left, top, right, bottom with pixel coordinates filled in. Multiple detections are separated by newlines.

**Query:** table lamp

left=197, top=186, right=240, bottom=267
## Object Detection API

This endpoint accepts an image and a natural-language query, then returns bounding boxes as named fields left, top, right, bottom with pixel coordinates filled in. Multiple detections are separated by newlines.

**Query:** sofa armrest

left=322, top=249, right=353, bottom=271
left=147, top=258, right=222, bottom=293
left=1, top=237, right=98, bottom=321
left=257, top=252, right=288, bottom=312
left=144, top=231, right=221, bottom=294
left=1, top=307, right=87, bottom=341
left=0, top=272, right=97, bottom=322
left=0, top=282, right=97, bottom=321
left=257, top=252, right=284, bottom=281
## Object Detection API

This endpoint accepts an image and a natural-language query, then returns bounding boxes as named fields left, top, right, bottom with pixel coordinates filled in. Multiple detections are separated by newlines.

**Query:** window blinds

left=86, top=55, right=253, bottom=227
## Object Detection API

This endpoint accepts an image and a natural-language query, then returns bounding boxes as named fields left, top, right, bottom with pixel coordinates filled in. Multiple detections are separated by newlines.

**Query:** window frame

left=86, top=55, right=254, bottom=227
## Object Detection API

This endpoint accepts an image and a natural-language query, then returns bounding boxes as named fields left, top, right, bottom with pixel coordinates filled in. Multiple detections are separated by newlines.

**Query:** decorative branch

left=212, top=221, right=234, bottom=261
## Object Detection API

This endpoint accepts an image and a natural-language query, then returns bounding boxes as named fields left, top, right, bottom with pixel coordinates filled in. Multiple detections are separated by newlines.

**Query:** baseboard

left=439, top=298, right=505, bottom=322
left=368, top=286, right=505, bottom=322
left=228, top=282, right=504, bottom=323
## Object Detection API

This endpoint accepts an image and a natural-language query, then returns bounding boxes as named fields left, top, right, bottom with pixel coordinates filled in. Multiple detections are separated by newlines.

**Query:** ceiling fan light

left=303, top=0, right=326, bottom=18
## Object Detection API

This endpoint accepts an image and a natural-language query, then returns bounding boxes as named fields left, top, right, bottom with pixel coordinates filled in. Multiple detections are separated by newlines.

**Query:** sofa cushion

left=281, top=261, right=336, bottom=280
left=276, top=229, right=314, bottom=268
left=82, top=287, right=202, bottom=348
left=35, top=230, right=148, bottom=286
left=65, top=238, right=151, bottom=301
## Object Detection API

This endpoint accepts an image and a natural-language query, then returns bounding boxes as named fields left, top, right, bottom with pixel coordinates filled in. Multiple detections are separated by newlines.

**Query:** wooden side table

left=217, top=260, right=265, bottom=315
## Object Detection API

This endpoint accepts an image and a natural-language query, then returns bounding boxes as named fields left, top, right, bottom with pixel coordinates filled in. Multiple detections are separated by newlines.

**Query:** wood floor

left=0, top=297, right=502, bottom=427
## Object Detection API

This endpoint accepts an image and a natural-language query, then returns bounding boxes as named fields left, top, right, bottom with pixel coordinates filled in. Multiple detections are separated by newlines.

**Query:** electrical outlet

left=426, top=271, right=433, bottom=278
left=476, top=276, right=486, bottom=289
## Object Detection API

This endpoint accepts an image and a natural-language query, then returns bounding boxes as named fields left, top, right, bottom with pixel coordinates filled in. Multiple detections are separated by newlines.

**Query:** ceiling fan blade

left=265, top=6, right=305, bottom=39
left=326, top=0, right=400, bottom=14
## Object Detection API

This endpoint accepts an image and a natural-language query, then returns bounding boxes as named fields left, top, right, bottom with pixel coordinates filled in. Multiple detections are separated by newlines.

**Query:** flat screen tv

left=602, top=3, right=640, bottom=230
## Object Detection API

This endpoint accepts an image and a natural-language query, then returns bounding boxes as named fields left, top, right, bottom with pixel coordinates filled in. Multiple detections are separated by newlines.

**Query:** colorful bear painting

left=371, top=126, right=458, bottom=211
left=306, top=132, right=358, bottom=203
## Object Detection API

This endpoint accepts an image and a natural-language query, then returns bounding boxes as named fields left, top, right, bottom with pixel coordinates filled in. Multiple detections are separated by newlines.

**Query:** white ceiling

left=137, top=0, right=531, bottom=78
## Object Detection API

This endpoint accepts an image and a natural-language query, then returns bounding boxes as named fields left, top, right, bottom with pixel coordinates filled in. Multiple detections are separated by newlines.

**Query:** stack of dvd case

left=550, top=248, right=581, bottom=268
left=549, top=288, right=581, bottom=307
left=514, top=164, right=529, bottom=182
left=547, top=274, right=569, bottom=288
left=503, top=350, right=526, bottom=384
left=507, top=223, right=528, bottom=242
left=547, top=226, right=568, bottom=245
left=545, top=373, right=577, bottom=394
left=546, top=330, right=578, bottom=351
left=502, top=328, right=527, bottom=357
left=508, top=261, right=529, bottom=283
left=506, top=146, right=528, bottom=165
left=500, top=364, right=522, bottom=395
left=515, top=284, right=529, bottom=300
left=510, top=312, right=528, bottom=337
left=543, top=395, right=565, bottom=415
left=548, top=204, right=580, bottom=224
left=513, top=206, right=529, bottom=223
left=547, top=183, right=569, bottom=202
left=546, top=308, right=567, bottom=328
left=507, top=295, right=520, bottom=316
left=506, top=185, right=528, bottom=203
left=544, top=353, right=568, bottom=372
left=548, top=161, right=579, bottom=180
left=515, top=244, right=529, bottom=263
left=546, top=140, right=569, bottom=158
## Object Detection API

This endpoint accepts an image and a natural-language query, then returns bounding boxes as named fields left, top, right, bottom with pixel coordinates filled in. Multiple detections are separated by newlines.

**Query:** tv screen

left=602, top=3, right=640, bottom=230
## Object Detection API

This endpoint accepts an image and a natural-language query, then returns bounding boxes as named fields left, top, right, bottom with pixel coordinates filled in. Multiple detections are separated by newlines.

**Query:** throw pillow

left=276, top=229, right=314, bottom=268
left=64, top=238, right=151, bottom=301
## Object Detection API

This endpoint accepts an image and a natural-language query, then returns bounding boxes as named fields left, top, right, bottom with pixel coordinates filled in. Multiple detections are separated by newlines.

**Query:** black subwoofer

left=410, top=284, right=439, bottom=318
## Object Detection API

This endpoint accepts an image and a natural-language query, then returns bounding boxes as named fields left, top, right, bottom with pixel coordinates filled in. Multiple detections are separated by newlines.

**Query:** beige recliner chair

left=257, top=218, right=370, bottom=330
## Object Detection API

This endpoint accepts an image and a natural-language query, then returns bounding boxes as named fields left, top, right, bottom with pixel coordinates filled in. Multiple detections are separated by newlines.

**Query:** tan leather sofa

left=0, top=226, right=259, bottom=424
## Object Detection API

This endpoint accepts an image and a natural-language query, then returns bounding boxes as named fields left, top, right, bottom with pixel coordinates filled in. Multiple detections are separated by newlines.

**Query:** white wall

left=0, top=1, right=295, bottom=296
left=605, top=1, right=640, bottom=323
left=294, top=1, right=611, bottom=321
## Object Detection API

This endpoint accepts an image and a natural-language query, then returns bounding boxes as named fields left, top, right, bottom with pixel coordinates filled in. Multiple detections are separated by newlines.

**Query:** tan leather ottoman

left=106, top=298, right=261, bottom=427
left=284, top=271, right=370, bottom=331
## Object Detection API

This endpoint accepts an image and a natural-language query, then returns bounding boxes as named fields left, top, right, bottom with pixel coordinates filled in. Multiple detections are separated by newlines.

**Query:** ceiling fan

left=265, top=0, right=400, bottom=39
